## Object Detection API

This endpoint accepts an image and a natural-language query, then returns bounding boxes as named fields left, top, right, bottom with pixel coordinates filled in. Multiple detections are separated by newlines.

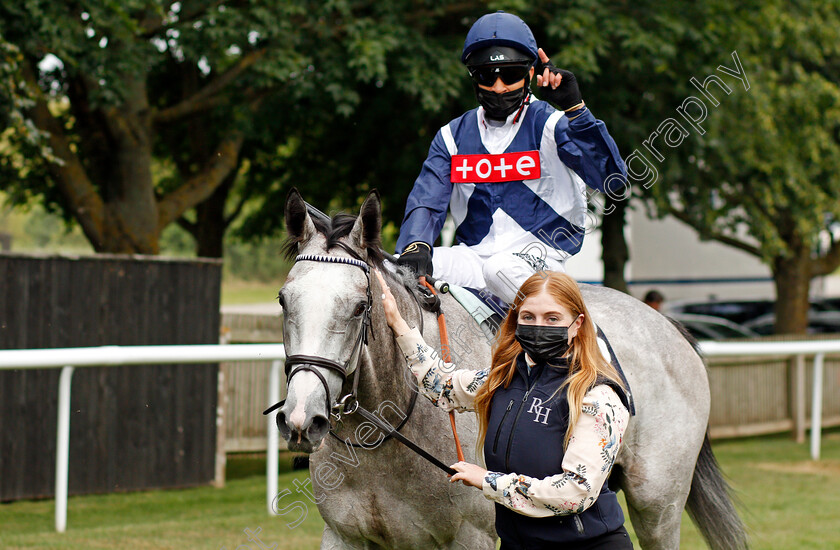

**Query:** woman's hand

left=374, top=269, right=411, bottom=337
left=449, top=461, right=488, bottom=489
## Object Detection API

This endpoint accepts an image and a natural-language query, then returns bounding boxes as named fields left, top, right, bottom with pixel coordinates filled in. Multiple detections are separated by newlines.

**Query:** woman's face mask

left=514, top=319, right=578, bottom=364
left=515, top=289, right=582, bottom=363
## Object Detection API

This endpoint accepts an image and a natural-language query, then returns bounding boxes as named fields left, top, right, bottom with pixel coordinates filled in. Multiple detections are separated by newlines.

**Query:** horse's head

left=276, top=188, right=383, bottom=452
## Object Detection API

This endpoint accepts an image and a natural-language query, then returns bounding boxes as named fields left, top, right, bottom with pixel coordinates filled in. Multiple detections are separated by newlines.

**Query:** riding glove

left=535, top=59, right=582, bottom=112
left=398, top=241, right=433, bottom=278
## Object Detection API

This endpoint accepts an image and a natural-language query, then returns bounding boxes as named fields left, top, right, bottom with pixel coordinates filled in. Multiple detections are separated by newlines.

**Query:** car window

left=682, top=322, right=719, bottom=341
left=710, top=323, right=751, bottom=338
left=681, top=302, right=773, bottom=324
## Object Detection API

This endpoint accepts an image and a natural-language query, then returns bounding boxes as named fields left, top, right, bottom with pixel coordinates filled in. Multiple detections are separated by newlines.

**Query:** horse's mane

left=282, top=212, right=386, bottom=269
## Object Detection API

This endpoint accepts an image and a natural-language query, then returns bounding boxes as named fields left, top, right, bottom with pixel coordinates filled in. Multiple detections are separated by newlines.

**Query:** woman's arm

left=480, top=385, right=629, bottom=517
left=396, top=327, right=489, bottom=412
left=374, top=269, right=488, bottom=412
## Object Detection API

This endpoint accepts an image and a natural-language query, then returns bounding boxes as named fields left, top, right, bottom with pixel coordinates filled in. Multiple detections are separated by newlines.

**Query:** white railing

left=1, top=338, right=838, bottom=533
left=699, top=340, right=840, bottom=461
left=0, top=344, right=286, bottom=533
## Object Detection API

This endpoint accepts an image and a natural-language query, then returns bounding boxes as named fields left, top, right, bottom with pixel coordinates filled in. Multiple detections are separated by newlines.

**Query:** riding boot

left=480, top=313, right=504, bottom=341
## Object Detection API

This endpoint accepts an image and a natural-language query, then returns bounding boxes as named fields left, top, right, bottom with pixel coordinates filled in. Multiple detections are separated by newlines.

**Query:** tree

left=1, top=2, right=287, bottom=252
left=522, top=0, right=763, bottom=293
left=647, top=1, right=840, bottom=333
left=0, top=1, right=470, bottom=254
left=234, top=2, right=748, bottom=255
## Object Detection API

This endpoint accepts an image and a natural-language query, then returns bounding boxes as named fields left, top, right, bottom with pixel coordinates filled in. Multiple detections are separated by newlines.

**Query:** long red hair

left=474, top=271, right=625, bottom=449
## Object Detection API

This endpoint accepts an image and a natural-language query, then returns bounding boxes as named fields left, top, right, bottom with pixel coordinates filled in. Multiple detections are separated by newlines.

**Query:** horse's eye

left=277, top=292, right=285, bottom=309
left=353, top=302, right=367, bottom=317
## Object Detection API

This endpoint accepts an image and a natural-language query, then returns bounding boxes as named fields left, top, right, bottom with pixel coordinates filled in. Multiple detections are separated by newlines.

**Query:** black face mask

left=474, top=83, right=529, bottom=121
left=514, top=322, right=575, bottom=364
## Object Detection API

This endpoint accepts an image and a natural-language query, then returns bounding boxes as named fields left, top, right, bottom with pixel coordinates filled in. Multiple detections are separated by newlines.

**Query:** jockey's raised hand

left=374, top=269, right=411, bottom=338
left=396, top=241, right=433, bottom=278
left=535, top=48, right=583, bottom=113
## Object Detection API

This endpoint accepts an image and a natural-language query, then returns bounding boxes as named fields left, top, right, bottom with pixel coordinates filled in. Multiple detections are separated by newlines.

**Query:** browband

left=295, top=254, right=369, bottom=273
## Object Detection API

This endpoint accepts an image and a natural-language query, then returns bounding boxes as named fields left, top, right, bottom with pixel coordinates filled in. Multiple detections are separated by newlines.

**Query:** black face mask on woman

left=514, top=319, right=577, bottom=364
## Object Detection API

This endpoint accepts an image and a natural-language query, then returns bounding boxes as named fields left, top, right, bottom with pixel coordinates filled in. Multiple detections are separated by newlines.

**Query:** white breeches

left=431, top=243, right=567, bottom=304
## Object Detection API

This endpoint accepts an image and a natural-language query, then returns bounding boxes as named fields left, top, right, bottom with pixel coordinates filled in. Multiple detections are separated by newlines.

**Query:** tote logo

left=451, top=151, right=541, bottom=183
left=528, top=397, right=551, bottom=424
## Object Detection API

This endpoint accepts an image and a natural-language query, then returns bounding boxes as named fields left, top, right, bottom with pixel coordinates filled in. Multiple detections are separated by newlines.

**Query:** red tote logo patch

left=451, top=151, right=541, bottom=183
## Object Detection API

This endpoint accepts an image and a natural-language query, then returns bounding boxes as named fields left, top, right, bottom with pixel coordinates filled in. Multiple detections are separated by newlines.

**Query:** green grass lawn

left=221, top=279, right=281, bottom=306
left=2, top=431, right=839, bottom=549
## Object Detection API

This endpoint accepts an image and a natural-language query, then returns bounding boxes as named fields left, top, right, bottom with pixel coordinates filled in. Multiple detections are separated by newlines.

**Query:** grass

left=2, top=431, right=839, bottom=549
left=220, top=279, right=281, bottom=306
left=622, top=429, right=840, bottom=549
left=0, top=454, right=324, bottom=550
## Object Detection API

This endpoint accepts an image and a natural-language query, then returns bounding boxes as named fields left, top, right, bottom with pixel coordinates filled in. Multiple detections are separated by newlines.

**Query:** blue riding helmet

left=461, top=11, right=538, bottom=66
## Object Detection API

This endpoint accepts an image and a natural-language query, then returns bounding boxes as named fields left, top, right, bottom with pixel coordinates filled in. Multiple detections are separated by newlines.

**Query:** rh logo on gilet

left=528, top=397, right=551, bottom=424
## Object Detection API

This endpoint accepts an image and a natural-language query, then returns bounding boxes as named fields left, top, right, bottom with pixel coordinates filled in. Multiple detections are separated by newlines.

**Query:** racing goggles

left=468, top=63, right=532, bottom=87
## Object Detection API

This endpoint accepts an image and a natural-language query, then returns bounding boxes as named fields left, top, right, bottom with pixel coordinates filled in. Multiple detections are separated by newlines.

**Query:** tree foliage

left=3, top=1, right=839, bottom=335
left=646, top=0, right=840, bottom=333
left=0, top=0, right=471, bottom=253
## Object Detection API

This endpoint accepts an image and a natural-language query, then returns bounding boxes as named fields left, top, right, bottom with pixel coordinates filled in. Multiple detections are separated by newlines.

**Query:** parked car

left=665, top=300, right=775, bottom=325
left=743, top=311, right=840, bottom=335
left=813, top=297, right=840, bottom=312
left=668, top=313, right=760, bottom=341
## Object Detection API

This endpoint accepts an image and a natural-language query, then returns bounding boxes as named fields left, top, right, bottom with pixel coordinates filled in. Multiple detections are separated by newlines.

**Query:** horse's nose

left=276, top=404, right=330, bottom=449
left=306, top=414, right=330, bottom=443
left=275, top=407, right=293, bottom=441
left=289, top=407, right=308, bottom=432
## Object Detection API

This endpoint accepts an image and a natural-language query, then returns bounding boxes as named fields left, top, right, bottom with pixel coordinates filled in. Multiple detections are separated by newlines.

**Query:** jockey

left=395, top=11, right=627, bottom=304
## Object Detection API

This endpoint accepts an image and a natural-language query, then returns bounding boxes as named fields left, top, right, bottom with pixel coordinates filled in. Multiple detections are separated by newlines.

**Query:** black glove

left=397, top=241, right=433, bottom=278
left=534, top=59, right=582, bottom=112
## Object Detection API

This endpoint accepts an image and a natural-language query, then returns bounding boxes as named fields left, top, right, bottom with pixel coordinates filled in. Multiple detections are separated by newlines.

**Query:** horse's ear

left=285, top=188, right=316, bottom=245
left=350, top=189, right=382, bottom=254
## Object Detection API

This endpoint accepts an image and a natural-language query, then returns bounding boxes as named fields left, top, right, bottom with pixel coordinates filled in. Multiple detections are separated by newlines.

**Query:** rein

left=263, top=244, right=456, bottom=475
left=419, top=276, right=466, bottom=463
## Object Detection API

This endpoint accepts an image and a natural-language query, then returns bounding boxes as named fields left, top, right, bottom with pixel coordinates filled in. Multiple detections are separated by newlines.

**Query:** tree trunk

left=100, top=137, right=159, bottom=254
left=193, top=175, right=235, bottom=258
left=772, top=246, right=812, bottom=335
left=601, top=197, right=629, bottom=294
left=67, top=72, right=160, bottom=254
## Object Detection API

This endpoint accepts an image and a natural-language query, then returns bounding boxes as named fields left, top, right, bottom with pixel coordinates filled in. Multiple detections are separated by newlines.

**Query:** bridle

left=264, top=243, right=454, bottom=471
left=282, top=251, right=373, bottom=419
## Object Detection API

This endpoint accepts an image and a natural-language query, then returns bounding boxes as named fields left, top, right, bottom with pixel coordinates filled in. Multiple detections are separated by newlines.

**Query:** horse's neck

left=352, top=278, right=426, bottom=413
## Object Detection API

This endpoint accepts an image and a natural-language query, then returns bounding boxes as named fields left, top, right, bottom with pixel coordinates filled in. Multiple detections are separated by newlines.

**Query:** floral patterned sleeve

left=395, top=327, right=489, bottom=412
left=481, top=385, right=629, bottom=517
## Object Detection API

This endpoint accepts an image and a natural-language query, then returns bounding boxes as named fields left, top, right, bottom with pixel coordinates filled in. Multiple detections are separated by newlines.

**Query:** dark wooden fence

left=0, top=253, right=222, bottom=501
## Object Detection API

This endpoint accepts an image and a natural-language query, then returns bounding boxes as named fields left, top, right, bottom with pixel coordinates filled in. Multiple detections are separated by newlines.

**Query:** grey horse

left=274, top=189, right=747, bottom=550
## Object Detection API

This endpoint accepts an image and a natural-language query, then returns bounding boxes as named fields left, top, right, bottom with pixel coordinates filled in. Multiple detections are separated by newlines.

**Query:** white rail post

left=810, top=353, right=825, bottom=461
left=267, top=359, right=283, bottom=514
left=793, top=354, right=807, bottom=443
left=55, top=365, right=75, bottom=533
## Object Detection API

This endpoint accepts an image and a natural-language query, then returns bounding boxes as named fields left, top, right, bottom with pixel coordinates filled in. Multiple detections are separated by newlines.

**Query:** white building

left=564, top=201, right=839, bottom=304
